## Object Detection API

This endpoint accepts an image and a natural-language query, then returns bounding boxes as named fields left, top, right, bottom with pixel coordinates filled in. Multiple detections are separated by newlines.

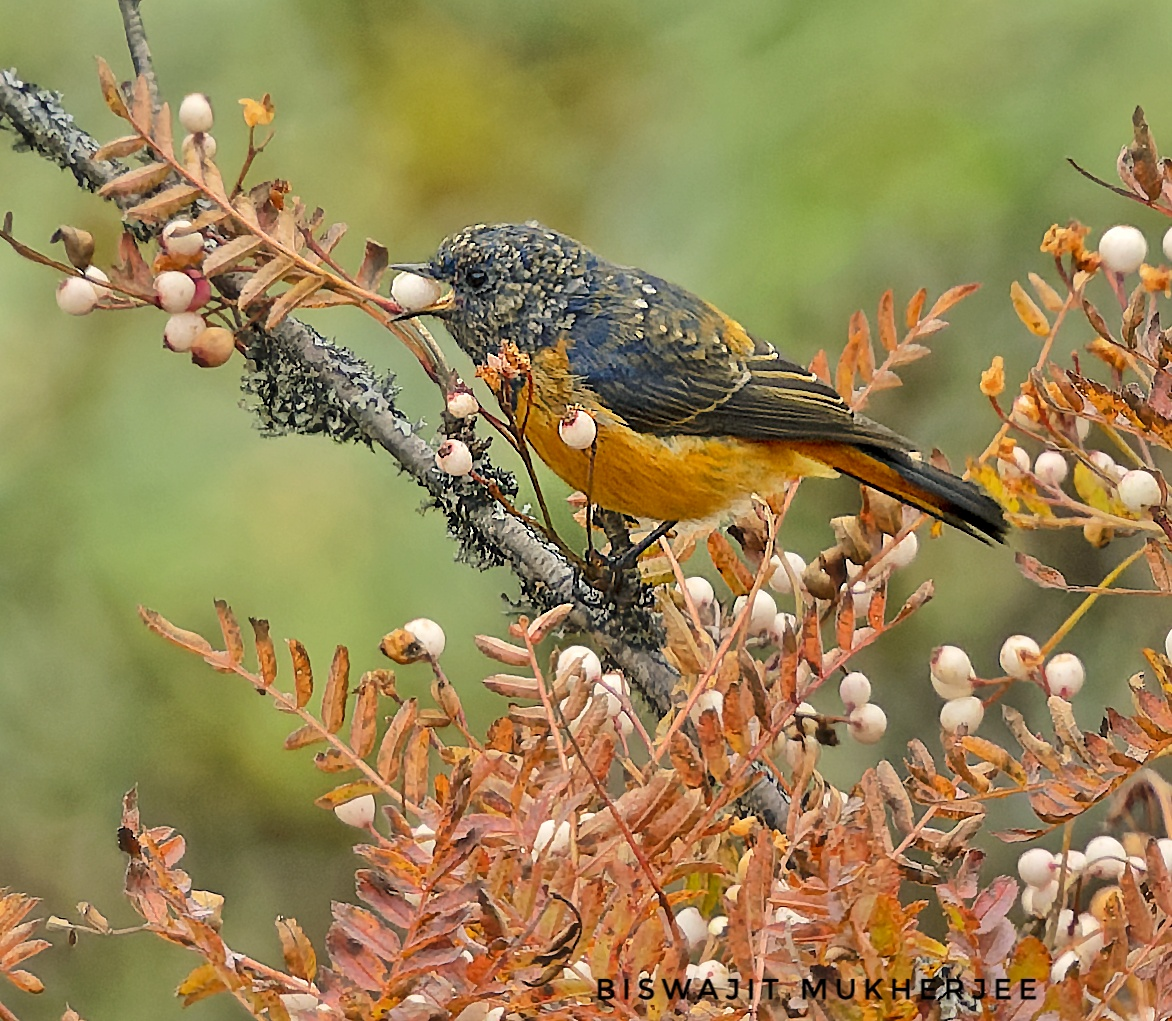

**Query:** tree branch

left=117, top=0, right=160, bottom=114
left=0, top=61, right=788, bottom=828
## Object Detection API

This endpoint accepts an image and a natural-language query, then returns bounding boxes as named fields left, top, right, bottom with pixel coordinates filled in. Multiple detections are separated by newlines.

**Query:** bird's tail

left=791, top=440, right=1007, bottom=543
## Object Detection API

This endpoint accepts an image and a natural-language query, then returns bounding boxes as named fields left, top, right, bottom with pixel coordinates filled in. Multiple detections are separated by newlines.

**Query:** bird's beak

left=389, top=262, right=434, bottom=276
left=389, top=263, right=454, bottom=320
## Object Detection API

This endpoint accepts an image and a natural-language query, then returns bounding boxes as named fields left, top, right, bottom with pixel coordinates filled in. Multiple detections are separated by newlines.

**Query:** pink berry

left=445, top=388, right=479, bottom=419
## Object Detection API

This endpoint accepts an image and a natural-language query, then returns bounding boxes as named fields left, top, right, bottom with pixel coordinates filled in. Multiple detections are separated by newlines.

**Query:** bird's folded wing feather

left=564, top=272, right=911, bottom=451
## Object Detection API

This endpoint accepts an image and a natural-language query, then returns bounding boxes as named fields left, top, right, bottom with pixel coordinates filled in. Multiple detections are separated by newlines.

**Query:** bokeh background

left=3, top=2, right=1172, bottom=1018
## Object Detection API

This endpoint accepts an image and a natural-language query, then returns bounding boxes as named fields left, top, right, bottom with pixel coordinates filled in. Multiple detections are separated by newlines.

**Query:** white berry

left=681, top=575, right=715, bottom=612
left=558, top=407, right=597, bottom=449
left=83, top=265, right=112, bottom=299
left=55, top=276, right=98, bottom=315
left=163, top=312, right=206, bottom=352
left=767, top=551, right=807, bottom=594
left=1088, top=450, right=1126, bottom=484
left=1033, top=450, right=1068, bottom=487
left=435, top=438, right=473, bottom=476
left=533, top=819, right=570, bottom=855
left=1118, top=469, right=1162, bottom=511
left=848, top=703, right=887, bottom=744
left=178, top=93, right=214, bottom=134
left=161, top=219, right=204, bottom=258
left=1054, top=850, right=1086, bottom=877
left=1084, top=835, right=1126, bottom=880
left=391, top=271, right=441, bottom=312
left=1046, top=652, right=1085, bottom=699
left=403, top=617, right=445, bottom=658
left=557, top=645, right=602, bottom=684
left=930, top=645, right=975, bottom=699
left=1018, top=847, right=1055, bottom=888
left=768, top=611, right=798, bottom=644
left=1156, top=838, right=1172, bottom=871
left=445, top=388, right=479, bottom=419
left=999, top=634, right=1040, bottom=680
left=839, top=671, right=871, bottom=710
left=1023, top=879, right=1060, bottom=918
left=154, top=270, right=197, bottom=313
left=333, top=794, right=375, bottom=829
left=997, top=445, right=1031, bottom=480
left=674, top=907, right=707, bottom=949
left=940, top=695, right=984, bottom=734
left=882, top=532, right=918, bottom=569
left=1098, top=225, right=1148, bottom=274
left=732, top=589, right=777, bottom=634
left=1164, top=226, right=1172, bottom=264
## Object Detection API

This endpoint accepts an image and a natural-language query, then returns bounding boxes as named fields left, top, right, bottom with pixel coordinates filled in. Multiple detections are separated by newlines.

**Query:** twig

left=117, top=0, right=160, bottom=113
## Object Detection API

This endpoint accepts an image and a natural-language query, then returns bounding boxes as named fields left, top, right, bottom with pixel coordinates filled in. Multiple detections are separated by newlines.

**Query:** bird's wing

left=563, top=273, right=910, bottom=451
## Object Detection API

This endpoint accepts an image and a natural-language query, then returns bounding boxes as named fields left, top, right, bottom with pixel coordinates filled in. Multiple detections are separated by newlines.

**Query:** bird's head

left=392, top=222, right=595, bottom=363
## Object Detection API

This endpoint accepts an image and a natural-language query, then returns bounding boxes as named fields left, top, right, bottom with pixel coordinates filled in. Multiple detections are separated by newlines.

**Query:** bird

left=392, top=222, right=1006, bottom=543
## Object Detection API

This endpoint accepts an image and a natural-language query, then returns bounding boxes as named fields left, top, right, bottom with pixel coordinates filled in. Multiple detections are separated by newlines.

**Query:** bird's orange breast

left=503, top=344, right=836, bottom=522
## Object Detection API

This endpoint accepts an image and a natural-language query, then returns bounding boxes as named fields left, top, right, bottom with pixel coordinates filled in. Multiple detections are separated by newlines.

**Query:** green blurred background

left=3, top=2, right=1172, bottom=1018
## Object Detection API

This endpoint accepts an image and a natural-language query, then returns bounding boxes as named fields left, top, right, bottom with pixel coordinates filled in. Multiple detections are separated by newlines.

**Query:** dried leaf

left=214, top=599, right=244, bottom=665
left=321, top=646, right=350, bottom=734
left=480, top=674, right=539, bottom=699
left=349, top=675, right=380, bottom=758
left=887, top=342, right=932, bottom=367
left=313, top=781, right=379, bottom=810
left=97, top=161, right=173, bottom=199
left=808, top=349, right=831, bottom=384
left=905, top=287, right=927, bottom=328
left=125, top=184, right=203, bottom=224
left=927, top=282, right=979, bottom=320
left=283, top=724, right=324, bottom=751
left=403, top=729, right=430, bottom=807
left=275, top=916, right=317, bottom=982
left=153, top=101, right=173, bottom=160
left=877, top=289, right=897, bottom=351
left=176, top=962, right=226, bottom=1005
left=1010, top=281, right=1050, bottom=337
left=96, top=57, right=129, bottom=120
left=1145, top=540, right=1172, bottom=593
left=287, top=639, right=313, bottom=708
left=696, top=708, right=730, bottom=782
left=111, top=231, right=154, bottom=294
left=355, top=239, right=389, bottom=293
left=473, top=635, right=530, bottom=667
left=891, top=580, right=933, bottom=625
left=1028, top=272, right=1065, bottom=313
left=376, top=698, right=418, bottom=783
left=1129, top=106, right=1163, bottom=201
left=527, top=603, right=574, bottom=644
left=251, top=618, right=277, bottom=687
left=264, top=274, right=326, bottom=330
left=237, top=256, right=296, bottom=309
left=203, top=235, right=263, bottom=277
left=138, top=606, right=214, bottom=656
left=1015, top=553, right=1068, bottom=590
left=706, top=531, right=753, bottom=596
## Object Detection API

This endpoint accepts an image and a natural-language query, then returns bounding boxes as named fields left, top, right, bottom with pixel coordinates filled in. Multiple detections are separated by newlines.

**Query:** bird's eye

left=466, top=267, right=489, bottom=289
